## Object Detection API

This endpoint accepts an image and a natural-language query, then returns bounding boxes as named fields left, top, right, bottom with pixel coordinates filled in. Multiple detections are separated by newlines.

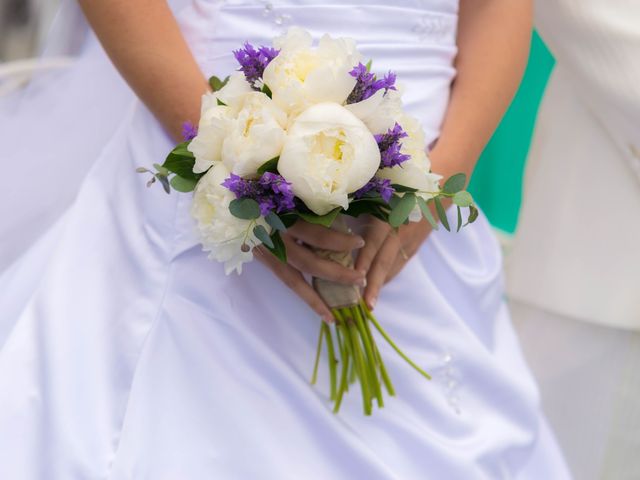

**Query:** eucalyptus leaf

left=466, top=205, right=479, bottom=225
left=171, top=141, right=195, bottom=159
left=416, top=196, right=438, bottom=230
left=229, top=198, right=261, bottom=220
left=266, top=230, right=287, bottom=263
left=434, top=197, right=450, bottom=231
left=257, top=156, right=279, bottom=175
left=209, top=75, right=229, bottom=92
left=217, top=99, right=227, bottom=106
left=261, top=84, right=273, bottom=98
left=456, top=206, right=462, bottom=232
left=153, top=163, right=170, bottom=177
left=389, top=192, right=416, bottom=228
left=442, top=173, right=466, bottom=195
left=390, top=184, right=418, bottom=193
left=163, top=154, right=198, bottom=179
left=265, top=212, right=286, bottom=232
left=452, top=191, right=473, bottom=207
left=298, top=208, right=340, bottom=228
left=156, top=174, right=171, bottom=194
left=170, top=175, right=197, bottom=193
left=253, top=224, right=274, bottom=248
left=136, top=167, right=149, bottom=174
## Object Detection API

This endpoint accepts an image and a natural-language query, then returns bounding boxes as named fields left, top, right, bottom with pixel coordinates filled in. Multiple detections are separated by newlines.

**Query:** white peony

left=346, top=87, right=404, bottom=135
left=278, top=102, right=380, bottom=215
left=191, top=163, right=263, bottom=274
left=188, top=73, right=286, bottom=176
left=262, top=27, right=362, bottom=117
left=221, top=91, right=287, bottom=177
left=376, top=114, right=442, bottom=221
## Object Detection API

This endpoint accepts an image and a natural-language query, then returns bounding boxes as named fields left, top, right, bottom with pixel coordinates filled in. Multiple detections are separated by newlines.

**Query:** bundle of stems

left=310, top=216, right=431, bottom=415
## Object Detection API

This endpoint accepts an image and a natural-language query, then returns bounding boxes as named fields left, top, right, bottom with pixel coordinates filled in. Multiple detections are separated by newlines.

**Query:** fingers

left=354, top=218, right=391, bottom=274
left=283, top=235, right=366, bottom=286
left=255, top=247, right=334, bottom=323
left=288, top=221, right=365, bottom=252
left=363, top=232, right=400, bottom=310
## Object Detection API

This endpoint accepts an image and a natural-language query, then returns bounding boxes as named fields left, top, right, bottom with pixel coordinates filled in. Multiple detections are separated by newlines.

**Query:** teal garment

left=468, top=31, right=555, bottom=233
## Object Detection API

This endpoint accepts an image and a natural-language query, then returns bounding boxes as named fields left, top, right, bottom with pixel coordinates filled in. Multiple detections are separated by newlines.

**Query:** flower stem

left=346, top=314, right=372, bottom=415
left=352, top=305, right=384, bottom=408
left=360, top=299, right=432, bottom=381
left=310, top=323, right=323, bottom=385
left=323, top=322, right=338, bottom=401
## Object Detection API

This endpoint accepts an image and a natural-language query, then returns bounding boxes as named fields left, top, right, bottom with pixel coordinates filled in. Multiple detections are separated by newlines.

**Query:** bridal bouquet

left=140, top=28, right=478, bottom=415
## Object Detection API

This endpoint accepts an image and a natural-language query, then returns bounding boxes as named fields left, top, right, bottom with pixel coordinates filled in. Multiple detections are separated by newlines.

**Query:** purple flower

left=375, top=123, right=411, bottom=168
left=233, top=42, right=279, bottom=89
left=346, top=62, right=397, bottom=104
left=354, top=177, right=395, bottom=203
left=181, top=121, right=198, bottom=141
left=222, top=172, right=295, bottom=216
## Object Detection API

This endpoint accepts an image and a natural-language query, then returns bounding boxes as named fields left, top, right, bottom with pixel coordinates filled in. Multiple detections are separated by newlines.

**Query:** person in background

left=507, top=1, right=640, bottom=479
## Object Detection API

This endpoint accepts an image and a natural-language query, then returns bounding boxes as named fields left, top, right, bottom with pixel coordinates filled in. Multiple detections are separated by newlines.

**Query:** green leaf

left=163, top=154, right=197, bottom=179
left=365, top=59, right=373, bottom=72
left=209, top=75, right=229, bottom=92
left=261, top=84, right=273, bottom=98
left=389, top=192, right=416, bottom=228
left=265, top=212, right=286, bottom=232
left=456, top=206, right=462, bottom=232
left=217, top=98, right=227, bottom=106
left=416, top=196, right=438, bottom=230
left=136, top=167, right=149, bottom=174
left=171, top=141, right=195, bottom=159
left=265, top=230, right=287, bottom=263
left=170, top=175, right=197, bottom=193
left=257, top=156, right=279, bottom=175
left=253, top=224, right=274, bottom=248
left=465, top=205, right=479, bottom=226
left=434, top=197, right=450, bottom=231
left=153, top=163, right=170, bottom=176
left=452, top=190, right=473, bottom=207
left=442, top=173, right=466, bottom=195
left=390, top=184, right=418, bottom=193
left=298, top=208, right=341, bottom=228
left=229, top=198, right=261, bottom=220
left=156, top=174, right=171, bottom=194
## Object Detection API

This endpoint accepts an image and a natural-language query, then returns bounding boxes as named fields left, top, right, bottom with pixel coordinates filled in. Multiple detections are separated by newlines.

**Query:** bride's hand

left=255, top=221, right=366, bottom=323
left=355, top=217, right=432, bottom=310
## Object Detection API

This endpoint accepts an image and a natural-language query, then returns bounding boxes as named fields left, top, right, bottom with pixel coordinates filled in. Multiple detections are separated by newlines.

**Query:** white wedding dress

left=0, top=1, right=570, bottom=478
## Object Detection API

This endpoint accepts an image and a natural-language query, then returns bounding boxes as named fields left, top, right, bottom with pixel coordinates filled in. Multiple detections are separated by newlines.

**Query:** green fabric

left=468, top=31, right=555, bottom=233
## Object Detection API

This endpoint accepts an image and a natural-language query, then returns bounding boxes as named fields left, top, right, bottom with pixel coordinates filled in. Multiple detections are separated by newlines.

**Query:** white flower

left=188, top=74, right=287, bottom=176
left=278, top=102, right=380, bottom=215
left=221, top=92, right=287, bottom=176
left=262, top=27, right=362, bottom=117
left=346, top=87, right=404, bottom=135
left=191, top=163, right=263, bottom=274
left=376, top=114, right=442, bottom=221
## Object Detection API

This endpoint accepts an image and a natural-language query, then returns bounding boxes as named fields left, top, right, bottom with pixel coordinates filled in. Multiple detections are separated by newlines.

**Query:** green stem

left=310, top=323, right=323, bottom=385
left=333, top=322, right=351, bottom=413
left=361, top=300, right=432, bottom=381
left=352, top=306, right=383, bottom=408
left=347, top=315, right=372, bottom=415
left=323, top=323, right=338, bottom=401
left=363, top=316, right=395, bottom=396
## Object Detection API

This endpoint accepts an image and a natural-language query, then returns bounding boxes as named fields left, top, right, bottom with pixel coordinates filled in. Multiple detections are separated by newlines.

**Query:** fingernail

left=355, top=237, right=365, bottom=248
left=368, top=297, right=377, bottom=310
left=357, top=277, right=367, bottom=287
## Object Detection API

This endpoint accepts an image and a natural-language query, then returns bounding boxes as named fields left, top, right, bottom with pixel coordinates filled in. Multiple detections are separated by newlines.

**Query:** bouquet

left=139, top=28, right=478, bottom=415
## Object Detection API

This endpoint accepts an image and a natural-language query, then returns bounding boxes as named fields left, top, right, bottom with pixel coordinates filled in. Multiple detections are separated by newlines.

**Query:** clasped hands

left=256, top=216, right=432, bottom=322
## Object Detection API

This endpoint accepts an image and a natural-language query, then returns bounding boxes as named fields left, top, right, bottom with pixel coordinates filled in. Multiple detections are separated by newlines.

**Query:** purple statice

left=181, top=121, right=198, bottom=141
left=346, top=63, right=397, bottom=104
left=354, top=177, right=395, bottom=203
left=375, top=123, right=411, bottom=168
left=222, top=172, right=295, bottom=216
left=233, top=42, right=279, bottom=89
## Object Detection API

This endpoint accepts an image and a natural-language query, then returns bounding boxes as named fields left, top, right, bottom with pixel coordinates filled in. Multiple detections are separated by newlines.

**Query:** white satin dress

left=0, top=1, right=570, bottom=478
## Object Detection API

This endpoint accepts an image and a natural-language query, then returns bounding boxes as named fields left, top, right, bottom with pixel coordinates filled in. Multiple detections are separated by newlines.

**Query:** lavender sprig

left=223, top=172, right=295, bottom=216
left=233, top=43, right=279, bottom=89
left=354, top=177, right=395, bottom=203
left=346, top=62, right=397, bottom=104
left=375, top=123, right=411, bottom=168
left=181, top=121, right=198, bottom=141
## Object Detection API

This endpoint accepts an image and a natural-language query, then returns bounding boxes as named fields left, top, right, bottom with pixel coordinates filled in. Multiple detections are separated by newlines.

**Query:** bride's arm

left=78, top=0, right=209, bottom=141
left=358, top=0, right=533, bottom=309
left=79, top=0, right=364, bottom=322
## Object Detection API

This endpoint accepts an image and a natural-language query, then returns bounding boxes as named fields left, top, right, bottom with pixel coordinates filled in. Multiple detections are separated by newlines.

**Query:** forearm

left=78, top=0, right=209, bottom=140
left=430, top=0, right=532, bottom=181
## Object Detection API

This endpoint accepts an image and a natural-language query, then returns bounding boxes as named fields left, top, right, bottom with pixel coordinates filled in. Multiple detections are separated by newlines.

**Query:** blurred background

left=0, top=1, right=554, bottom=235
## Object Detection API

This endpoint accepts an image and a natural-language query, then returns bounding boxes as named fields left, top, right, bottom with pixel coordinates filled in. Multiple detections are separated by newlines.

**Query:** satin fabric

left=0, top=1, right=569, bottom=478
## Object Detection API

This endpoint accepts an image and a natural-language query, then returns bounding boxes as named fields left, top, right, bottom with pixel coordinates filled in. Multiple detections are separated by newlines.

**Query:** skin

left=79, top=0, right=532, bottom=323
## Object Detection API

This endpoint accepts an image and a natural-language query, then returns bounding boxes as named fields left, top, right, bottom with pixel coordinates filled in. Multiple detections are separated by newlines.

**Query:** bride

left=0, top=0, right=569, bottom=478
